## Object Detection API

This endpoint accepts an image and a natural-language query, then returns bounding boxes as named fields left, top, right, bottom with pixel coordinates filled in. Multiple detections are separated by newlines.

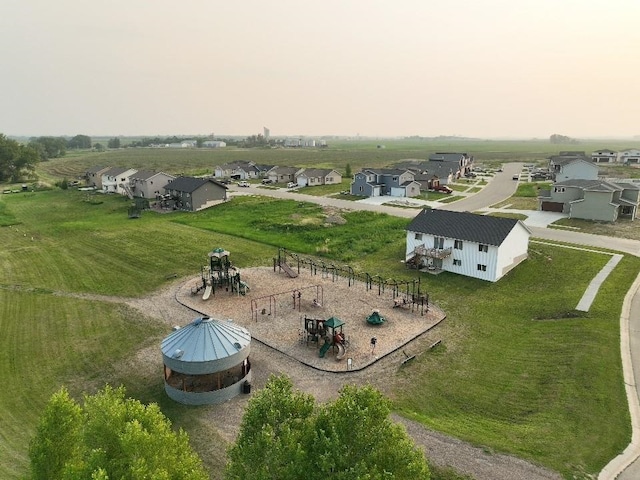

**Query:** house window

left=454, top=240, right=463, bottom=250
left=477, top=264, right=487, bottom=271
left=453, top=259, right=461, bottom=266
left=478, top=244, right=488, bottom=253
left=434, top=237, right=444, bottom=249
left=393, top=176, right=398, bottom=181
left=415, top=233, right=423, bottom=241
left=359, top=186, right=363, bottom=192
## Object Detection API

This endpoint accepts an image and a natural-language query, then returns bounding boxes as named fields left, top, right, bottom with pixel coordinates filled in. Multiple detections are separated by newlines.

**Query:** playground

left=177, top=266, right=446, bottom=372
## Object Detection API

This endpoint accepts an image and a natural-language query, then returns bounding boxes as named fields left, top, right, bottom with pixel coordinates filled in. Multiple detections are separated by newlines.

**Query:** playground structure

left=366, top=309, right=386, bottom=325
left=318, top=316, right=347, bottom=360
left=177, top=266, right=447, bottom=373
left=276, top=247, right=429, bottom=314
left=301, top=316, right=347, bottom=360
left=192, top=248, right=249, bottom=300
left=250, top=284, right=323, bottom=322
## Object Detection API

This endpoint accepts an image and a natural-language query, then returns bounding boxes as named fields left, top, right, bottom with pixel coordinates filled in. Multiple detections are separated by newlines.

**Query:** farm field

left=0, top=182, right=638, bottom=479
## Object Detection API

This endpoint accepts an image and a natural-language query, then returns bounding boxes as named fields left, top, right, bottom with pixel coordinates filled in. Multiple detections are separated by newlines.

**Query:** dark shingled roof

left=165, top=176, right=227, bottom=193
left=406, top=209, right=522, bottom=246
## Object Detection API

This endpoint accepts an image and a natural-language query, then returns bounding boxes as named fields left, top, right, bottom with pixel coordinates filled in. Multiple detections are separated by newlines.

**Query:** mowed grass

left=392, top=245, right=636, bottom=477
left=0, top=290, right=166, bottom=479
left=0, top=187, right=638, bottom=479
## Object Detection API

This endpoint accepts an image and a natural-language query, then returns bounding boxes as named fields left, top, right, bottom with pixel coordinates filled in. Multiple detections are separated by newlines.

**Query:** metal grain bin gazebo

left=161, top=316, right=252, bottom=405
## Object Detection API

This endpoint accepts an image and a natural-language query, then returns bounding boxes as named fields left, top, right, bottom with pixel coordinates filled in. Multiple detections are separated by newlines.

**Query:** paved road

left=231, top=170, right=640, bottom=479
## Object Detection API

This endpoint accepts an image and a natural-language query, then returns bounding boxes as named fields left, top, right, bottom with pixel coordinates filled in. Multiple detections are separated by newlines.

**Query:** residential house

left=394, top=159, right=458, bottom=189
left=405, top=209, right=530, bottom=282
left=619, top=149, right=640, bottom=165
left=266, top=166, right=303, bottom=184
left=428, top=152, right=474, bottom=177
left=548, top=153, right=598, bottom=182
left=350, top=168, right=421, bottom=197
left=101, top=167, right=138, bottom=194
left=129, top=171, right=176, bottom=199
left=295, top=168, right=342, bottom=187
left=163, top=177, right=228, bottom=212
left=85, top=166, right=110, bottom=189
left=538, top=179, right=639, bottom=221
left=591, top=149, right=618, bottom=163
left=214, top=161, right=265, bottom=180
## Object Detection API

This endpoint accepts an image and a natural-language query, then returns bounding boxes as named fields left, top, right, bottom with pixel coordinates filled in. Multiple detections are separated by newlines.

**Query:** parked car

left=531, top=172, right=551, bottom=180
left=286, top=182, right=297, bottom=188
left=431, top=185, right=452, bottom=194
left=512, top=174, right=520, bottom=180
left=464, top=172, right=477, bottom=178
left=261, top=179, right=274, bottom=184
left=238, top=181, right=250, bottom=187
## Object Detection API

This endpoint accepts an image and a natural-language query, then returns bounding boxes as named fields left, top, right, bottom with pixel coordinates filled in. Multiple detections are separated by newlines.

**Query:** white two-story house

left=405, top=209, right=530, bottom=282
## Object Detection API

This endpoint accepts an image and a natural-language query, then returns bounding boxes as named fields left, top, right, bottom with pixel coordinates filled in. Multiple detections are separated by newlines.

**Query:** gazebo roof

left=161, top=317, right=250, bottom=364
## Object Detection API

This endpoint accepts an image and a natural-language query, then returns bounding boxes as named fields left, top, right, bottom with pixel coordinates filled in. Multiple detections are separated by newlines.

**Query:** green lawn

left=0, top=182, right=637, bottom=479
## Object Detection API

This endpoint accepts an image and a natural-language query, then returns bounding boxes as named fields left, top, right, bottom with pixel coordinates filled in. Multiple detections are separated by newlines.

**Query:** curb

left=599, top=272, right=640, bottom=479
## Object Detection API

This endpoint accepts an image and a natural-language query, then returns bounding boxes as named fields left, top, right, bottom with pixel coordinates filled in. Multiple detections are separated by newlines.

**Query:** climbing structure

left=192, top=247, right=249, bottom=299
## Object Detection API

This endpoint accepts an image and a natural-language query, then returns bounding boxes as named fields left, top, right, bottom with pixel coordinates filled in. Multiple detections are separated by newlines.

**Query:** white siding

left=406, top=221, right=530, bottom=282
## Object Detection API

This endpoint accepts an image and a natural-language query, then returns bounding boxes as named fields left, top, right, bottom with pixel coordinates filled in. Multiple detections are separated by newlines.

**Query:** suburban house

left=266, top=166, right=303, bottom=184
left=405, top=209, right=530, bottom=282
left=350, top=168, right=421, bottom=197
left=85, top=166, right=111, bottom=189
left=101, top=167, right=138, bottom=194
left=591, top=149, right=618, bottom=163
left=538, top=179, right=639, bottom=221
left=129, top=171, right=176, bottom=199
left=295, top=168, right=342, bottom=187
left=548, top=153, right=598, bottom=182
left=619, top=149, right=640, bottom=165
left=163, top=177, right=228, bottom=212
left=427, top=152, right=474, bottom=177
left=394, top=159, right=459, bottom=188
left=214, top=161, right=266, bottom=180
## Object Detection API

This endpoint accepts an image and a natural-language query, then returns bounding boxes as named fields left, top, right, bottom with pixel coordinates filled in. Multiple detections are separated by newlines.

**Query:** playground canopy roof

left=324, top=317, right=344, bottom=329
left=209, top=248, right=230, bottom=258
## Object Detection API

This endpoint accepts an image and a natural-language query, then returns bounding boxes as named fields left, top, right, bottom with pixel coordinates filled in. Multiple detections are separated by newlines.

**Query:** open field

left=0, top=184, right=638, bottom=479
left=33, top=138, right=640, bottom=185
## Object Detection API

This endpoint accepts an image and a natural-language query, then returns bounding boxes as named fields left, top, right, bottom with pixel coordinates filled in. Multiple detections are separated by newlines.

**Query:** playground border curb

left=173, top=283, right=446, bottom=374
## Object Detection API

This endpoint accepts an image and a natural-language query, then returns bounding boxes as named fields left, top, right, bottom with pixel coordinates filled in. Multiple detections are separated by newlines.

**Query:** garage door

left=541, top=202, right=563, bottom=212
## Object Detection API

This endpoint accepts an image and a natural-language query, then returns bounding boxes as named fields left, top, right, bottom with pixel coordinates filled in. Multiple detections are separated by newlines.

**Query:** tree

left=345, top=163, right=352, bottom=178
left=29, top=388, right=82, bottom=480
left=28, top=136, right=67, bottom=160
left=226, top=375, right=315, bottom=480
left=226, top=375, right=430, bottom=480
left=0, top=133, right=39, bottom=182
left=29, top=385, right=208, bottom=480
left=107, top=137, right=121, bottom=149
left=67, top=135, right=92, bottom=149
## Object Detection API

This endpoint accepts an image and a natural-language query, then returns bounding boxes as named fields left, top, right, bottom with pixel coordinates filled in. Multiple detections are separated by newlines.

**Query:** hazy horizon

left=2, top=1, right=639, bottom=139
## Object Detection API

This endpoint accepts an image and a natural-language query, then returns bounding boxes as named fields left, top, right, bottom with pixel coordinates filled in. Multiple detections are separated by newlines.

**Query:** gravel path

left=116, top=269, right=562, bottom=480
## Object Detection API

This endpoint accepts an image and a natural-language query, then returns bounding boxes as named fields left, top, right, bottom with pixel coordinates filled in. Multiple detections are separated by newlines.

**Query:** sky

left=1, top=0, right=639, bottom=139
